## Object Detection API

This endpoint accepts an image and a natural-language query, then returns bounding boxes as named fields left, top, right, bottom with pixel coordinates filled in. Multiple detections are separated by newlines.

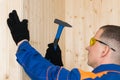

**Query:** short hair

left=100, top=25, right=120, bottom=53
left=100, top=25, right=120, bottom=41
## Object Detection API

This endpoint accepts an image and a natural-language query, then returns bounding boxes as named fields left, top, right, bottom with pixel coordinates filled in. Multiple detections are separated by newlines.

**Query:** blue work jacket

left=16, top=41, right=120, bottom=80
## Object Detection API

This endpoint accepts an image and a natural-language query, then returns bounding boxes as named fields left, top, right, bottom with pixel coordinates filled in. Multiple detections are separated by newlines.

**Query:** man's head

left=86, top=25, right=120, bottom=68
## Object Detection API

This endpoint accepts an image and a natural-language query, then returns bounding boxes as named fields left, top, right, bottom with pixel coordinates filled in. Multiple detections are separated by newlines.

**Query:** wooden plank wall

left=22, top=0, right=65, bottom=79
left=1, top=0, right=120, bottom=80
left=65, top=0, right=120, bottom=71
left=0, top=0, right=23, bottom=80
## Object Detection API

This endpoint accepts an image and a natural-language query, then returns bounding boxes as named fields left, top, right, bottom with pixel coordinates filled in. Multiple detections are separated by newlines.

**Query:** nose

left=86, top=46, right=90, bottom=51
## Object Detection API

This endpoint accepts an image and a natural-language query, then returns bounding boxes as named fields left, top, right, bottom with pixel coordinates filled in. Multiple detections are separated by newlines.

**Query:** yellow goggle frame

left=90, top=37, right=115, bottom=52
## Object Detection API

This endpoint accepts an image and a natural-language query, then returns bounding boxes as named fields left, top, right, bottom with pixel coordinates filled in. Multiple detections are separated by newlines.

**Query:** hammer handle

left=54, top=25, right=64, bottom=50
left=53, top=38, right=59, bottom=50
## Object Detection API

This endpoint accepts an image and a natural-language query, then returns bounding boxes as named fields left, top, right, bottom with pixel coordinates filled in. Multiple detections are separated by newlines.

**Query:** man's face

left=86, top=29, right=104, bottom=68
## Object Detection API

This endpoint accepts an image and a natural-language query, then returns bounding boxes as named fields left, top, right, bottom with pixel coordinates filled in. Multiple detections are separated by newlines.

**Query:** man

left=7, top=10, right=120, bottom=80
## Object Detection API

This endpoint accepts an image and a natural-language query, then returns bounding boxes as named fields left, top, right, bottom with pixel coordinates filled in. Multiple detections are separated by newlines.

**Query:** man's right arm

left=17, top=41, right=80, bottom=80
left=7, top=10, right=80, bottom=80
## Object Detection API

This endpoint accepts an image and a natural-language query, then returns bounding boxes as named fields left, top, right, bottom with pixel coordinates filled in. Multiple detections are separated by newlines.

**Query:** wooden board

left=1, top=0, right=120, bottom=79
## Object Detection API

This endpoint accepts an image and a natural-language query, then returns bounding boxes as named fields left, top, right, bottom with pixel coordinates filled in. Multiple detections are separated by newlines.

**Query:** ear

left=101, top=46, right=110, bottom=57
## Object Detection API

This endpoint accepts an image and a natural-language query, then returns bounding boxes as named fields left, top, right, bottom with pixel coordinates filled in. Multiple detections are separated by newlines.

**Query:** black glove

left=7, top=10, right=29, bottom=45
left=45, top=43, right=63, bottom=66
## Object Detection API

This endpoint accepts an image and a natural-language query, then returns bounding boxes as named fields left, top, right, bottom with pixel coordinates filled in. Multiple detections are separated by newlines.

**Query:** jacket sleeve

left=16, top=41, right=80, bottom=80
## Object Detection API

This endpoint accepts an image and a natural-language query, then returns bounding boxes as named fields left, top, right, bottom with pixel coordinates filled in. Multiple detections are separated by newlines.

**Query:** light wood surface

left=1, top=0, right=120, bottom=79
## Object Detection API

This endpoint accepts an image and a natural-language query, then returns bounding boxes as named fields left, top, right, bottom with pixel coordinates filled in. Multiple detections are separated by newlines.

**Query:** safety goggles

left=90, top=37, right=116, bottom=52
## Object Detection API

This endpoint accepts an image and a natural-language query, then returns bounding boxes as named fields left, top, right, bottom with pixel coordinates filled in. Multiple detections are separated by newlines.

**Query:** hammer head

left=54, top=19, right=72, bottom=27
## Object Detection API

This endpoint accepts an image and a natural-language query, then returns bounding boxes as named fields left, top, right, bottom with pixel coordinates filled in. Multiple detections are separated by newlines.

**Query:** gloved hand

left=7, top=10, right=29, bottom=45
left=45, top=43, right=63, bottom=66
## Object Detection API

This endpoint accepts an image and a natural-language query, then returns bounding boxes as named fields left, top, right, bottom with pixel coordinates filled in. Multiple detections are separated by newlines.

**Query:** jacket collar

left=93, top=64, right=120, bottom=73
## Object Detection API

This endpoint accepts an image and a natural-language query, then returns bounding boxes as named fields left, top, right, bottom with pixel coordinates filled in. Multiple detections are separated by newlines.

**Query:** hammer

left=53, top=19, right=72, bottom=50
